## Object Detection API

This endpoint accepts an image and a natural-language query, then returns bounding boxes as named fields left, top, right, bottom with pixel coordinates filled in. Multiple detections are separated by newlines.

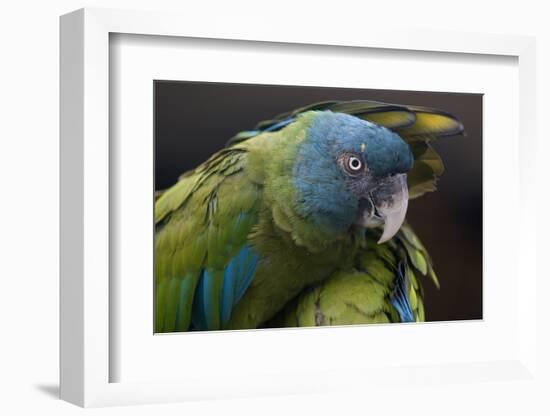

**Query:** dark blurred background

left=154, top=81, right=483, bottom=322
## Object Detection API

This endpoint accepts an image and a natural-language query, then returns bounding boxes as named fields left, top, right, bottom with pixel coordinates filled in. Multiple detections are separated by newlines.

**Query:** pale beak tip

left=375, top=175, right=409, bottom=244
left=377, top=234, right=392, bottom=244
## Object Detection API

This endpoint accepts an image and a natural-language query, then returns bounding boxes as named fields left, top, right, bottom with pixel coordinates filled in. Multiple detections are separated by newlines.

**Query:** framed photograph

left=152, top=80, right=483, bottom=332
left=60, top=8, right=539, bottom=407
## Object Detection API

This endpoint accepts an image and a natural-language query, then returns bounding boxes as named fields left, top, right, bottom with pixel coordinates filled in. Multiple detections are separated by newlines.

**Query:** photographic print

left=154, top=81, right=482, bottom=333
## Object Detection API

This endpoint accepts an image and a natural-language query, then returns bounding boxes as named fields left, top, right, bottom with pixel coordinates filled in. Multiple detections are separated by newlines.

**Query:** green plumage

left=266, top=224, right=433, bottom=327
left=156, top=148, right=260, bottom=331
left=155, top=100, right=463, bottom=332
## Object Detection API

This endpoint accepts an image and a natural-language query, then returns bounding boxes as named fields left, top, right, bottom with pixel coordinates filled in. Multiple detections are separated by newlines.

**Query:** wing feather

left=155, top=147, right=261, bottom=332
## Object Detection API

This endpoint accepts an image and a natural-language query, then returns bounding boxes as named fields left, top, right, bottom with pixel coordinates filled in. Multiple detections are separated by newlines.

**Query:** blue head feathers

left=292, top=111, right=413, bottom=232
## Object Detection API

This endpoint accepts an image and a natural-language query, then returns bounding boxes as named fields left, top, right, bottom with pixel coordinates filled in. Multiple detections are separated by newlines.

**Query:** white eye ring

left=348, top=156, right=363, bottom=171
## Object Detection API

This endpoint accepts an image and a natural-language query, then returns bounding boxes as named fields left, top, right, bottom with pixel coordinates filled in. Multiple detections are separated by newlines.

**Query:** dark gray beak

left=355, top=173, right=409, bottom=244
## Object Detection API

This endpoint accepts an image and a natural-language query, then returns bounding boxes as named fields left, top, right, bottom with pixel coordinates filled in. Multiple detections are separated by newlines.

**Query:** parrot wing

left=155, top=147, right=262, bottom=332
left=226, top=100, right=464, bottom=199
left=266, top=223, right=435, bottom=327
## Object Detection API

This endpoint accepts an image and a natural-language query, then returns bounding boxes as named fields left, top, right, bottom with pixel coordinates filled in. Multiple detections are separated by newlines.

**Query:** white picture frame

left=60, top=7, right=539, bottom=408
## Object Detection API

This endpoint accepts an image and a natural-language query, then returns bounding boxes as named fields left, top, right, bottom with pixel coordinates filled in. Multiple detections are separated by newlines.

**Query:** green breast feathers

left=155, top=100, right=463, bottom=332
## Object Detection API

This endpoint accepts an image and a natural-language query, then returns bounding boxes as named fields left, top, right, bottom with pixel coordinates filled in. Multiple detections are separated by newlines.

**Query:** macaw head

left=292, top=111, right=413, bottom=243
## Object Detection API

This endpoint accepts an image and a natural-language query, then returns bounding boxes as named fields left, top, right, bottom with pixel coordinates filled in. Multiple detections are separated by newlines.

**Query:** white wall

left=1, top=1, right=548, bottom=415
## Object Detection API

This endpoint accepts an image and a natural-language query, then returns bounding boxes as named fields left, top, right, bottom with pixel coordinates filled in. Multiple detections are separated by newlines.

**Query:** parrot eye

left=348, top=156, right=362, bottom=171
left=340, top=153, right=365, bottom=175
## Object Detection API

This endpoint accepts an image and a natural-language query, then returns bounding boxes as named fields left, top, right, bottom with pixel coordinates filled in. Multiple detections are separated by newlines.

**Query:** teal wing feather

left=226, top=100, right=464, bottom=199
left=155, top=147, right=262, bottom=332
left=267, top=223, right=435, bottom=327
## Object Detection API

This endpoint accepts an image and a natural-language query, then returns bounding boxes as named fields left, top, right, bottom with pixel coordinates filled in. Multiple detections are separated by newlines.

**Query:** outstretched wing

left=267, top=223, right=436, bottom=327
left=155, top=147, right=262, bottom=332
left=226, top=100, right=464, bottom=199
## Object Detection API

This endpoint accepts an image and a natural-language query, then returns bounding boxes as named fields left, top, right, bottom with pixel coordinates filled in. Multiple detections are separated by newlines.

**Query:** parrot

left=154, top=100, right=464, bottom=332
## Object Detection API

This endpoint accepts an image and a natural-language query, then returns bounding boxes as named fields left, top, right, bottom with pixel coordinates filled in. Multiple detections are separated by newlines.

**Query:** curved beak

left=355, top=174, right=409, bottom=244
